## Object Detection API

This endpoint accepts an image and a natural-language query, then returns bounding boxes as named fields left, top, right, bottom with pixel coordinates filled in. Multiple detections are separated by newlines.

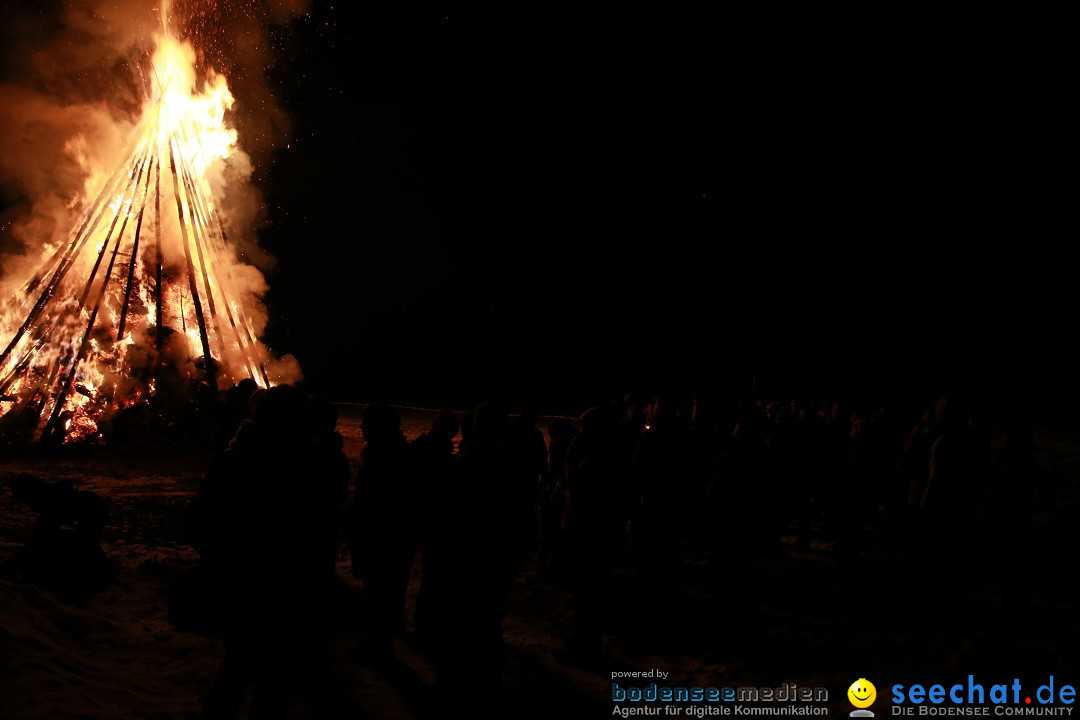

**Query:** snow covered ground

left=1, top=410, right=1078, bottom=719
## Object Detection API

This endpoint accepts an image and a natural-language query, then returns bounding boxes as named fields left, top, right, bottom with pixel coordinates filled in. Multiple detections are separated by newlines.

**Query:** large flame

left=0, top=27, right=298, bottom=444
left=151, top=35, right=237, bottom=176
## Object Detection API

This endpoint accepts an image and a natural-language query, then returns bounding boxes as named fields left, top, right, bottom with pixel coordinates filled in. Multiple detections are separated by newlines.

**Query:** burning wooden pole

left=210, top=225, right=266, bottom=383
left=78, top=149, right=152, bottom=309
left=168, top=139, right=217, bottom=394
left=117, top=157, right=158, bottom=340
left=202, top=202, right=270, bottom=387
left=40, top=152, right=151, bottom=442
left=0, top=138, right=147, bottom=374
left=174, top=150, right=266, bottom=387
left=176, top=157, right=227, bottom=370
left=180, top=165, right=217, bottom=317
left=19, top=130, right=146, bottom=297
left=154, top=158, right=164, bottom=369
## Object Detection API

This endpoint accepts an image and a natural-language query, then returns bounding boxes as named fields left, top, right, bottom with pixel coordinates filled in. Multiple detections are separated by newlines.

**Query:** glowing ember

left=0, top=13, right=297, bottom=444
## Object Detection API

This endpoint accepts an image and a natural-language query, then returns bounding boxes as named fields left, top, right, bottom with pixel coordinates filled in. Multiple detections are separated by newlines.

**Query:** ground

left=1, top=411, right=1078, bottom=720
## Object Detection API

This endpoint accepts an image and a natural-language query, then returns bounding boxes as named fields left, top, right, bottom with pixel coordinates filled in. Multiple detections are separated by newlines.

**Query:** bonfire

left=0, top=5, right=297, bottom=445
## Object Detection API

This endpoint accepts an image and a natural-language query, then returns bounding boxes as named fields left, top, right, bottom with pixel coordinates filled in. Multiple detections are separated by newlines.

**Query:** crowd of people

left=172, top=379, right=1051, bottom=718
left=183, top=384, right=555, bottom=717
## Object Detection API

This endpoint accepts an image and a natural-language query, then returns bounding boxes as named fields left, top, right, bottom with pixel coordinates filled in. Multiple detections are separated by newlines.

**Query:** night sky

left=1, top=2, right=1071, bottom=415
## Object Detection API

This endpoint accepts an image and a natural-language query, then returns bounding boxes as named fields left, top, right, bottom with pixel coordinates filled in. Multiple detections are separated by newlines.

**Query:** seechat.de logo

left=891, top=676, right=1076, bottom=716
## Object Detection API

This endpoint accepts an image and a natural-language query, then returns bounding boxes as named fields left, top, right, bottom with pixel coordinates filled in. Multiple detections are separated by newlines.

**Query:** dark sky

left=1, top=2, right=1070, bottom=414
left=250, top=3, right=1069, bottom=412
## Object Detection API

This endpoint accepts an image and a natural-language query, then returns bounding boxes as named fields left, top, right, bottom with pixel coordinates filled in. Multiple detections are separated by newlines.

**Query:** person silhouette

left=554, top=405, right=620, bottom=666
left=410, top=409, right=460, bottom=642
left=434, top=401, right=522, bottom=705
left=0, top=473, right=111, bottom=603
left=190, top=383, right=329, bottom=719
left=346, top=402, right=420, bottom=662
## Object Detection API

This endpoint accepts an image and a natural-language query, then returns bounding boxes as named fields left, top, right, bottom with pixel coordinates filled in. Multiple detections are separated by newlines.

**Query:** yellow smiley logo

left=848, top=678, right=877, bottom=708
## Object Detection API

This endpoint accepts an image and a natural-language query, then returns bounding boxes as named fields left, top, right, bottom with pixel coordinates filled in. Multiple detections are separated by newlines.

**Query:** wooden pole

left=168, top=139, right=217, bottom=393
left=0, top=139, right=146, bottom=373
left=154, top=152, right=164, bottom=366
left=78, top=151, right=150, bottom=308
left=175, top=117, right=269, bottom=387
left=207, top=209, right=271, bottom=387
left=180, top=165, right=217, bottom=317
left=175, top=151, right=266, bottom=384
left=117, top=157, right=157, bottom=340
left=176, top=158, right=226, bottom=369
left=19, top=125, right=147, bottom=296
left=40, top=162, right=145, bottom=442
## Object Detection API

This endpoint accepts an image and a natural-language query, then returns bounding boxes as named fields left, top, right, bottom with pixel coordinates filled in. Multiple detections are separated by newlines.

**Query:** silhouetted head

left=692, top=396, right=708, bottom=424
left=472, top=401, right=510, bottom=454
left=361, top=402, right=402, bottom=446
left=247, top=387, right=267, bottom=417
left=10, top=472, right=44, bottom=506
left=235, top=377, right=258, bottom=400
left=547, top=417, right=576, bottom=441
left=765, top=401, right=782, bottom=421
left=733, top=409, right=766, bottom=445
left=934, top=393, right=968, bottom=432
left=579, top=405, right=617, bottom=442
left=516, top=402, right=540, bottom=426
left=1000, top=419, right=1033, bottom=457
left=430, top=410, right=460, bottom=443
left=850, top=417, right=867, bottom=442
left=651, top=393, right=678, bottom=419
left=224, top=379, right=256, bottom=411
left=459, top=412, right=475, bottom=445
left=254, top=383, right=310, bottom=437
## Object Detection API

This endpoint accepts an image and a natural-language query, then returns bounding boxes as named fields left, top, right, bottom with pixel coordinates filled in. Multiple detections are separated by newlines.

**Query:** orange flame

left=0, top=26, right=297, bottom=444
